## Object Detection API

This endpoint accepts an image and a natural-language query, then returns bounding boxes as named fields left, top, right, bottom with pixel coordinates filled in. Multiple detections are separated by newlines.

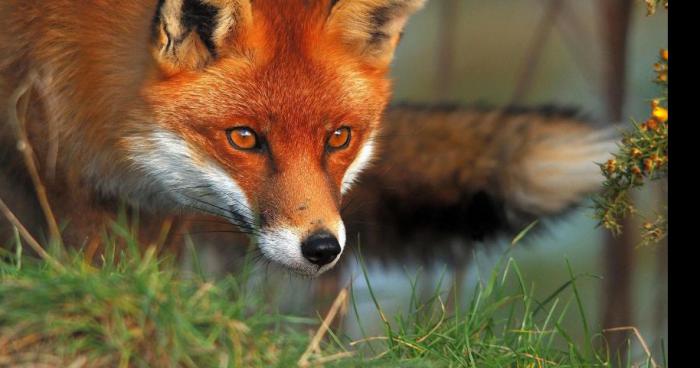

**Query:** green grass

left=0, top=217, right=664, bottom=367
left=0, top=219, right=314, bottom=367
left=337, top=255, right=624, bottom=367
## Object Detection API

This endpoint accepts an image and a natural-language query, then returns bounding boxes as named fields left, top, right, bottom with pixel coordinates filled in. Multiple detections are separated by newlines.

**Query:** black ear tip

left=152, top=0, right=230, bottom=67
left=181, top=0, right=221, bottom=56
left=152, top=0, right=168, bottom=37
left=326, top=0, right=426, bottom=65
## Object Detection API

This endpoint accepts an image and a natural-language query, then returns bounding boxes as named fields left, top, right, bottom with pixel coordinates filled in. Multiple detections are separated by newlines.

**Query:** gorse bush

left=594, top=47, right=668, bottom=246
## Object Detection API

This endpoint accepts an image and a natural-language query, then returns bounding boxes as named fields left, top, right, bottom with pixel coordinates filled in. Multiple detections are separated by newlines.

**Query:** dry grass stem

left=603, top=326, right=659, bottom=368
left=7, top=73, right=62, bottom=244
left=298, top=288, right=350, bottom=367
left=0, top=196, right=63, bottom=271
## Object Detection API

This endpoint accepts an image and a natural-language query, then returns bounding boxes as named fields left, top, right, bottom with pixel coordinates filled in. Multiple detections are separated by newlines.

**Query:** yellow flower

left=652, top=106, right=668, bottom=123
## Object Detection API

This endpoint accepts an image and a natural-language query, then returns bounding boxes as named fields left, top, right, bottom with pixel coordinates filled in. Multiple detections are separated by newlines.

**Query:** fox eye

left=227, top=127, right=259, bottom=150
left=327, top=127, right=351, bottom=150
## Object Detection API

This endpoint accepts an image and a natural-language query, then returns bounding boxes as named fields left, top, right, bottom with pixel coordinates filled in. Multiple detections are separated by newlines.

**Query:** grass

left=0, top=215, right=665, bottom=367
left=0, top=219, right=313, bottom=367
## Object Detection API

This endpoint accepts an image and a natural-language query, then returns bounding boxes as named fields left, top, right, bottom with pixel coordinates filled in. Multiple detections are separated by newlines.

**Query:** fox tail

left=354, top=104, right=622, bottom=239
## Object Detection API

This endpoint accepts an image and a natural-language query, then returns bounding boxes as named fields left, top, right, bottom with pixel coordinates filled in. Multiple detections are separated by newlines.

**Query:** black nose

left=301, top=231, right=341, bottom=267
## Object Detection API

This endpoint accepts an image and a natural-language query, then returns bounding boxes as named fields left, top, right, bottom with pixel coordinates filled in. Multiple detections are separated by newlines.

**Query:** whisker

left=167, top=196, right=262, bottom=236
left=162, top=184, right=258, bottom=225
left=176, top=193, right=256, bottom=225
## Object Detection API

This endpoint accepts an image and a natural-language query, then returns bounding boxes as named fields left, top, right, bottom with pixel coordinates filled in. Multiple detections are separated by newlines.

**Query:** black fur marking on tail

left=375, top=190, right=510, bottom=242
left=463, top=191, right=507, bottom=241
left=181, top=0, right=220, bottom=57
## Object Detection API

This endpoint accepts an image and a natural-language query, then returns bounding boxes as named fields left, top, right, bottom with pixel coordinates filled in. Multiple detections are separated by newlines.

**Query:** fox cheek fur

left=139, top=0, right=425, bottom=276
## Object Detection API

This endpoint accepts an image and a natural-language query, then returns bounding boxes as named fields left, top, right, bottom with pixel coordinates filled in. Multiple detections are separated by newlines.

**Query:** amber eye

left=327, top=127, right=351, bottom=150
left=227, top=127, right=259, bottom=150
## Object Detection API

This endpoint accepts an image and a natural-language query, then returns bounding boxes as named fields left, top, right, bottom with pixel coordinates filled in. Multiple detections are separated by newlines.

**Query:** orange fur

left=0, top=0, right=424, bottom=275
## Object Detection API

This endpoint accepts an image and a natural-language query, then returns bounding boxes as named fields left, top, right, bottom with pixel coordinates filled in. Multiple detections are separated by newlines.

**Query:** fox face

left=123, top=0, right=424, bottom=276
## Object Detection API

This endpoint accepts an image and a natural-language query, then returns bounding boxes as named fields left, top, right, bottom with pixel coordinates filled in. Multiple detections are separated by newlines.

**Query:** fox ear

left=326, top=0, right=426, bottom=68
left=152, top=0, right=252, bottom=74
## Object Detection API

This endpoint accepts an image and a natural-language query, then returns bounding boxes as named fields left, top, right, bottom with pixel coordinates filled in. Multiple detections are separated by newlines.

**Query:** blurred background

left=189, top=0, right=667, bottom=360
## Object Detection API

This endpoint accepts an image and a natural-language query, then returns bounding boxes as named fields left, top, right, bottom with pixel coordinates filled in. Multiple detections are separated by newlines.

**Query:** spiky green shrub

left=594, top=46, right=668, bottom=246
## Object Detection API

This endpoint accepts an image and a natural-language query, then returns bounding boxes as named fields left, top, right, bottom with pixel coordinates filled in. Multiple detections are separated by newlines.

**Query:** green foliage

left=0, top=219, right=664, bottom=367
left=594, top=48, right=668, bottom=246
left=0, top=220, right=311, bottom=367
left=337, top=250, right=661, bottom=367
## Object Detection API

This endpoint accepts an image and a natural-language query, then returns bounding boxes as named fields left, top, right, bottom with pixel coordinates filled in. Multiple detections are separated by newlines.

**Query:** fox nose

left=301, top=231, right=341, bottom=266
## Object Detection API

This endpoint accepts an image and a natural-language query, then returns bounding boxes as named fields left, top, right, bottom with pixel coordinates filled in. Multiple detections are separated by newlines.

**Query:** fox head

left=126, top=0, right=425, bottom=276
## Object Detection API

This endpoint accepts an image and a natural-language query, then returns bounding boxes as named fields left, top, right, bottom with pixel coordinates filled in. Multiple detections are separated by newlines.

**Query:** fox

left=0, top=0, right=620, bottom=278
left=189, top=103, right=620, bottom=275
left=0, top=0, right=428, bottom=276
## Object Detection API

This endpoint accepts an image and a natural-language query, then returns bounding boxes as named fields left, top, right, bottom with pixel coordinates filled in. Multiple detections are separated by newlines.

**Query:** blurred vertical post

left=511, top=0, right=563, bottom=104
left=598, top=0, right=634, bottom=360
left=434, top=0, right=461, bottom=308
left=653, top=181, right=668, bottom=352
left=434, top=0, right=460, bottom=100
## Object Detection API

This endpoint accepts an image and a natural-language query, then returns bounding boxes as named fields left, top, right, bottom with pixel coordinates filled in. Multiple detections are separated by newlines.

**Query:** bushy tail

left=501, top=116, right=620, bottom=218
left=349, top=103, right=622, bottom=239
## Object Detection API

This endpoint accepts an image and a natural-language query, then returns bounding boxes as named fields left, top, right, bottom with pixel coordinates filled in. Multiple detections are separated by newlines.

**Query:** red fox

left=0, top=0, right=427, bottom=276
left=0, top=1, right=619, bottom=277
left=189, top=103, right=621, bottom=275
